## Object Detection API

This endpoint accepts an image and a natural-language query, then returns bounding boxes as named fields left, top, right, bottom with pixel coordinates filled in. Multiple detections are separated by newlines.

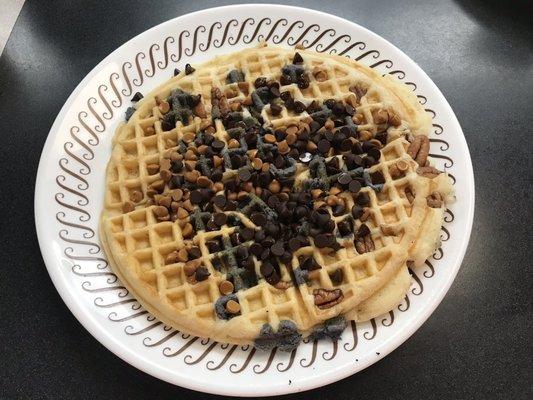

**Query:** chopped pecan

left=364, top=235, right=375, bottom=252
left=426, top=192, right=443, bottom=208
left=312, top=66, right=328, bottom=82
left=313, top=288, right=344, bottom=309
left=417, top=166, right=442, bottom=178
left=274, top=281, right=292, bottom=290
left=349, top=83, right=368, bottom=101
left=193, top=101, right=207, bottom=118
left=407, top=135, right=430, bottom=166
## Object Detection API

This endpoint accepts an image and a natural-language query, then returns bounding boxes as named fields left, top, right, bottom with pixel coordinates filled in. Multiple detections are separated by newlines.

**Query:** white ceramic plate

left=35, top=4, right=474, bottom=396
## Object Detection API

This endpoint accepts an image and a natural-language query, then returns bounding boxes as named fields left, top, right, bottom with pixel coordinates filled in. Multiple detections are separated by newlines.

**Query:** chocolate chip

left=211, top=139, right=225, bottom=152
left=250, top=212, right=267, bottom=226
left=250, top=242, right=263, bottom=257
left=254, top=77, right=267, bottom=88
left=300, top=256, right=321, bottom=271
left=351, top=205, right=364, bottom=219
left=332, top=203, right=346, bottom=216
left=317, top=139, right=331, bottom=154
left=270, top=103, right=282, bottom=116
left=370, top=170, right=385, bottom=185
left=189, top=247, right=202, bottom=259
left=238, top=167, right=252, bottom=182
left=314, top=233, right=335, bottom=248
left=288, top=237, right=302, bottom=252
left=337, top=172, right=352, bottom=185
left=213, top=195, right=226, bottom=208
left=348, top=179, right=362, bottom=193
left=271, top=241, right=285, bottom=257
left=195, top=266, right=210, bottom=281
left=206, top=240, right=221, bottom=253
left=185, top=64, right=195, bottom=75
left=330, top=269, right=344, bottom=285
left=357, top=223, right=371, bottom=237
left=293, top=52, right=304, bottom=64
left=213, top=212, right=227, bottom=227
left=337, top=219, right=353, bottom=236
left=131, top=92, right=143, bottom=102
left=173, top=68, right=180, bottom=76
left=236, top=246, right=249, bottom=259
left=340, top=138, right=353, bottom=152
left=367, top=147, right=381, bottom=160
left=190, top=190, right=203, bottom=204
left=293, top=101, right=306, bottom=113
left=356, top=192, right=370, bottom=206
left=237, top=227, right=252, bottom=242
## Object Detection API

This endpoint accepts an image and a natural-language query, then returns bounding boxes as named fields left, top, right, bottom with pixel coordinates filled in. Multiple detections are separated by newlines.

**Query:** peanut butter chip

left=177, top=248, right=189, bottom=262
left=219, top=280, right=234, bottom=295
left=397, top=159, right=409, bottom=171
left=158, top=101, right=170, bottom=114
left=146, top=163, right=160, bottom=175
left=122, top=201, right=135, bottom=213
left=184, top=259, right=201, bottom=276
left=144, top=126, right=155, bottom=136
left=285, top=132, right=297, bottom=145
left=264, top=134, right=276, bottom=144
left=251, top=158, right=263, bottom=170
left=225, top=299, right=241, bottom=314
left=130, top=190, right=143, bottom=203
left=286, top=125, right=298, bottom=136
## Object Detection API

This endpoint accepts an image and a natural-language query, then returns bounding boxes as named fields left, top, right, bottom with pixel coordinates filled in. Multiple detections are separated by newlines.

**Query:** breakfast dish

left=100, top=44, right=454, bottom=349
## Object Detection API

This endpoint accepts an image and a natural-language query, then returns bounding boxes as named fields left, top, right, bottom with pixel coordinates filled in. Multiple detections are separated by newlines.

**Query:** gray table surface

left=1, top=1, right=531, bottom=399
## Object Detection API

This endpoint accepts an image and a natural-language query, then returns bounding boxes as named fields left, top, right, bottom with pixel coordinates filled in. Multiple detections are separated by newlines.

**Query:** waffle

left=100, top=45, right=453, bottom=348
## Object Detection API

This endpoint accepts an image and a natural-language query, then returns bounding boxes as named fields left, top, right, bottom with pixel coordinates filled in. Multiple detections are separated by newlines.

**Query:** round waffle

left=100, top=45, right=453, bottom=349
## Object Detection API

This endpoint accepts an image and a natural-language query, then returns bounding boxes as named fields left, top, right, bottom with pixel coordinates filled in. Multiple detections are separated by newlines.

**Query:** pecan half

left=405, top=186, right=415, bottom=203
left=426, top=192, right=443, bottom=208
left=349, top=83, right=368, bottom=101
left=313, top=288, right=344, bottom=309
left=417, top=166, right=442, bottom=178
left=407, top=135, right=430, bottom=166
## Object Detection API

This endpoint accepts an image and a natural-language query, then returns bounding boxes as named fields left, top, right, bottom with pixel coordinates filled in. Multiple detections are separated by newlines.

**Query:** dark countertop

left=1, top=1, right=531, bottom=399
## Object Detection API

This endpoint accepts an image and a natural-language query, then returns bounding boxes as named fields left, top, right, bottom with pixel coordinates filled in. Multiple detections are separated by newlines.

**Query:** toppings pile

left=122, top=51, right=444, bottom=321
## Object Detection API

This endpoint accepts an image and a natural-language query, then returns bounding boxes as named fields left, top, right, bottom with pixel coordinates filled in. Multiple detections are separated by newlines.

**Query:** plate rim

left=34, top=3, right=475, bottom=396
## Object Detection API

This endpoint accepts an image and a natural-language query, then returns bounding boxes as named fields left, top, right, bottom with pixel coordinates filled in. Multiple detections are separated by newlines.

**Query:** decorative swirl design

left=355, top=49, right=380, bottom=62
left=230, top=348, right=256, bottom=373
left=81, top=281, right=128, bottom=297
left=338, top=41, right=365, bottom=56
left=274, top=20, right=307, bottom=45
left=58, top=158, right=89, bottom=191
left=214, top=20, right=238, bottom=48
left=77, top=111, right=100, bottom=145
left=343, top=321, right=358, bottom=351
left=253, top=348, right=277, bottom=373
left=199, top=23, right=222, bottom=51
left=184, top=341, right=218, bottom=365
left=440, top=226, right=451, bottom=242
left=432, top=247, right=444, bottom=260
left=432, top=123, right=444, bottom=135
left=369, top=59, right=393, bottom=69
left=228, top=18, right=254, bottom=45
left=125, top=321, right=162, bottom=335
left=172, top=30, right=190, bottom=62
left=64, top=248, right=107, bottom=268
left=398, top=295, right=410, bottom=312
left=158, top=36, right=175, bottom=69
left=97, top=85, right=114, bottom=120
left=299, top=340, right=318, bottom=367
left=423, top=260, right=435, bottom=278
left=133, top=52, right=146, bottom=86
left=276, top=348, right=297, bottom=372
left=185, top=26, right=207, bottom=56
left=145, top=44, right=160, bottom=77
left=108, top=73, right=122, bottom=108
left=322, top=340, right=338, bottom=361
left=381, top=311, right=395, bottom=327
left=55, top=193, right=90, bottom=222
left=388, top=70, right=406, bottom=79
left=56, top=212, right=93, bottom=238
left=56, top=176, right=88, bottom=205
left=363, top=319, right=378, bottom=340
left=70, top=126, right=95, bottom=161
left=429, top=153, right=454, bottom=168
left=94, top=297, right=136, bottom=308
left=260, top=18, right=288, bottom=42
left=444, top=209, right=455, bottom=223
left=59, top=230, right=100, bottom=254
left=121, top=61, right=133, bottom=96
left=425, top=108, right=436, bottom=119
left=317, top=34, right=351, bottom=53
left=163, top=336, right=199, bottom=357
left=429, top=138, right=450, bottom=151
left=87, top=98, right=105, bottom=132
left=417, top=94, right=427, bottom=105
left=409, top=268, right=424, bottom=295
left=143, top=330, right=178, bottom=347
left=206, top=345, right=238, bottom=370
left=72, top=265, right=117, bottom=284
left=243, top=18, right=270, bottom=44
left=301, top=28, right=335, bottom=49
left=63, top=142, right=90, bottom=175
